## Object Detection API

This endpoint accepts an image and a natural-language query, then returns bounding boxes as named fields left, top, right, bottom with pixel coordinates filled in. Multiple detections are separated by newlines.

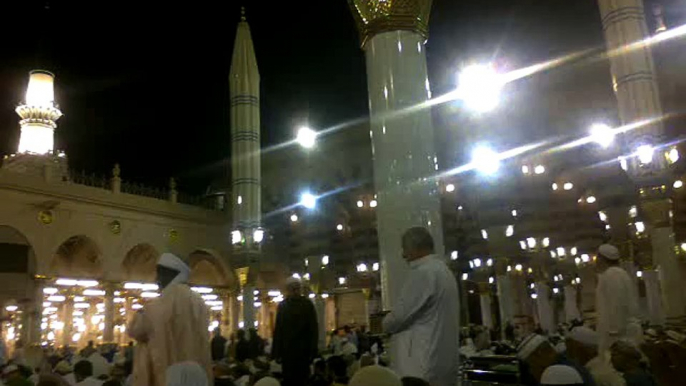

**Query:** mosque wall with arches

left=0, top=167, right=247, bottom=349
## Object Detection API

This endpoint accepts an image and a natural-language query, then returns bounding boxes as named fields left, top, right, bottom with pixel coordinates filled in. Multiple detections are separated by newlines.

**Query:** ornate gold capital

left=348, top=0, right=432, bottom=47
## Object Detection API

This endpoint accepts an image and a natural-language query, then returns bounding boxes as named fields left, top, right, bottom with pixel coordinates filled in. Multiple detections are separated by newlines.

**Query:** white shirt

left=596, top=266, right=643, bottom=353
left=383, top=254, right=460, bottom=386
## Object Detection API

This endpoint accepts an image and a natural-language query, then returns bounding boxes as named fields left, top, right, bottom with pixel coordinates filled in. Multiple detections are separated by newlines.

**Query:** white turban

left=517, top=334, right=548, bottom=360
left=158, top=252, right=191, bottom=285
left=254, top=377, right=280, bottom=386
left=598, top=244, right=620, bottom=261
left=567, top=326, right=598, bottom=347
left=349, top=365, right=401, bottom=386
left=540, top=365, right=584, bottom=385
left=165, top=362, right=208, bottom=386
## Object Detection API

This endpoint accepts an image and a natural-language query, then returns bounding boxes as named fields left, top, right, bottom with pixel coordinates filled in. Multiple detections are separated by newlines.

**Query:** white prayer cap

left=598, top=244, right=620, bottom=261
left=349, top=365, right=401, bottom=386
left=540, top=365, right=584, bottom=385
left=3, top=364, right=18, bottom=375
left=285, top=276, right=302, bottom=288
left=567, top=326, right=599, bottom=347
left=254, top=377, right=280, bottom=386
left=165, top=361, right=208, bottom=386
left=158, top=252, right=191, bottom=284
left=517, top=334, right=548, bottom=360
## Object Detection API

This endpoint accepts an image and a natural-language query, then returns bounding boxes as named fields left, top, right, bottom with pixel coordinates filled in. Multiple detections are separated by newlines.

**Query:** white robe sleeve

left=597, top=270, right=627, bottom=352
left=383, top=267, right=433, bottom=335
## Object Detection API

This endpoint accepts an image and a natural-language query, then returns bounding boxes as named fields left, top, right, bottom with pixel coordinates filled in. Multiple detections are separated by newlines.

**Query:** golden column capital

left=347, top=0, right=432, bottom=47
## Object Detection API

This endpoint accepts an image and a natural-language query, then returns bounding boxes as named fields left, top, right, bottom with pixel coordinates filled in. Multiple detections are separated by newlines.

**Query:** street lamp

left=457, top=64, right=503, bottom=112
left=296, top=127, right=317, bottom=149
left=589, top=123, right=614, bottom=148
left=471, top=145, right=500, bottom=175
left=300, top=192, right=317, bottom=209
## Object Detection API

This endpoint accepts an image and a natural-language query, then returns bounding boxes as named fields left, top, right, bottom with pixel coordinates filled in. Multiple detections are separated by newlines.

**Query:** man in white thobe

left=128, top=253, right=212, bottom=386
left=383, top=227, right=460, bottom=386
left=595, top=244, right=643, bottom=355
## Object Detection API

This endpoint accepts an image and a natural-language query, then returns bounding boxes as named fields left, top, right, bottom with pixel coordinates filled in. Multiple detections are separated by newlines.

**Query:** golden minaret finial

left=347, top=0, right=433, bottom=48
left=241, top=6, right=246, bottom=21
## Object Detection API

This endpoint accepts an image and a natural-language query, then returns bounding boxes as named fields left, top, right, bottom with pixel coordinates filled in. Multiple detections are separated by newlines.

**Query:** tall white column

left=535, top=282, right=555, bottom=334
left=563, top=285, right=581, bottom=323
left=349, top=2, right=443, bottom=311
left=642, top=269, right=665, bottom=325
left=478, top=283, right=494, bottom=330
left=651, top=227, right=686, bottom=325
left=496, top=274, right=513, bottom=329
left=103, top=286, right=115, bottom=343
left=313, top=297, right=326, bottom=352
left=242, top=286, right=255, bottom=330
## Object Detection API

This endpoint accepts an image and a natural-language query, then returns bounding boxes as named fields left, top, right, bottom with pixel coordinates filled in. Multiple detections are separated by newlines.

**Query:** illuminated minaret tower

left=17, top=70, right=63, bottom=154
left=229, top=8, right=261, bottom=329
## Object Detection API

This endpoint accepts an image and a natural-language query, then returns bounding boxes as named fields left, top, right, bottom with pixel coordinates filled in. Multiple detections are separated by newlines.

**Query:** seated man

left=610, top=340, right=657, bottom=386
left=517, top=334, right=595, bottom=386
left=540, top=365, right=585, bottom=386
left=565, top=326, right=625, bottom=386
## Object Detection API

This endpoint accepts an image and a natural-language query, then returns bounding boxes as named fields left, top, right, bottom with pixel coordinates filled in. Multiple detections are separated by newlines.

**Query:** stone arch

left=188, top=249, right=238, bottom=290
left=50, top=235, right=103, bottom=278
left=121, top=243, right=159, bottom=282
left=0, top=225, right=36, bottom=305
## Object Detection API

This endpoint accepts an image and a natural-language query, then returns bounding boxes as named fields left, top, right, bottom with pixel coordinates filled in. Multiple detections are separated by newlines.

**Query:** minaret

left=229, top=8, right=261, bottom=330
left=348, top=0, right=445, bottom=311
left=17, top=70, right=62, bottom=154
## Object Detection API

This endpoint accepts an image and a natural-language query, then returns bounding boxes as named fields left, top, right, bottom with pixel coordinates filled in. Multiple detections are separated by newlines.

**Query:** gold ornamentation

left=236, top=267, right=249, bottom=287
left=109, top=220, right=121, bottom=235
left=168, top=229, right=179, bottom=242
left=38, top=210, right=53, bottom=225
left=348, top=0, right=432, bottom=47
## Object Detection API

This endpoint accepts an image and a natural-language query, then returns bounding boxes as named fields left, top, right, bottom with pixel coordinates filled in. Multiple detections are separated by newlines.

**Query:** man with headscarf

left=128, top=253, right=212, bottom=386
left=595, top=244, right=642, bottom=355
left=565, top=326, right=625, bottom=386
left=382, top=227, right=460, bottom=386
left=271, top=277, right=318, bottom=386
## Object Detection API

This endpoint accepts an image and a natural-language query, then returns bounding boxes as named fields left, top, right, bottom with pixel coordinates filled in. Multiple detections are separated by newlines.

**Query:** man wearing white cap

left=540, top=365, right=585, bottom=386
left=566, top=326, right=625, bottom=386
left=596, top=244, right=642, bottom=355
left=128, top=253, right=212, bottom=386
left=517, top=334, right=596, bottom=386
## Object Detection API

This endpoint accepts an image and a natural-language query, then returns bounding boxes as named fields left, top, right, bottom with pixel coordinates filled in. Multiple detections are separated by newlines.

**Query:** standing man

left=272, top=278, right=318, bottom=386
left=128, top=253, right=212, bottom=386
left=383, top=227, right=460, bottom=386
left=211, top=328, right=228, bottom=362
left=595, top=244, right=643, bottom=355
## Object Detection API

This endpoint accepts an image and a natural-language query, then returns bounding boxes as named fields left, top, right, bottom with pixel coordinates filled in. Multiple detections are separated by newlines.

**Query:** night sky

left=0, top=0, right=610, bottom=193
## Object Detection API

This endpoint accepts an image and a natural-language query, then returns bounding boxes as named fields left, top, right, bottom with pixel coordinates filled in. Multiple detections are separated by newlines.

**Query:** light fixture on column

left=505, top=225, right=514, bottom=237
left=321, top=255, right=329, bottom=266
left=231, top=230, right=243, bottom=245
left=481, top=229, right=489, bottom=240
left=674, top=180, right=683, bottom=189
left=450, top=251, right=458, bottom=260
left=446, top=184, right=455, bottom=192
left=253, top=228, right=265, bottom=243
left=636, top=145, right=654, bottom=164
left=666, top=147, right=680, bottom=164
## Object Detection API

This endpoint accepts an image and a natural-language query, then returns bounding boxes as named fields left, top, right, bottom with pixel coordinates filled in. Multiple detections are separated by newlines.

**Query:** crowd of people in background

left=3, top=232, right=685, bottom=386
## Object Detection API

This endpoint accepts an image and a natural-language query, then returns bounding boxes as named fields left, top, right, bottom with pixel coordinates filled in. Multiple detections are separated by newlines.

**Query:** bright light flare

left=296, top=127, right=317, bottom=149
left=471, top=146, right=501, bottom=175
left=590, top=123, right=615, bottom=148
left=456, top=64, right=503, bottom=112
left=637, top=145, right=654, bottom=164
left=300, top=192, right=317, bottom=209
left=253, top=229, right=264, bottom=243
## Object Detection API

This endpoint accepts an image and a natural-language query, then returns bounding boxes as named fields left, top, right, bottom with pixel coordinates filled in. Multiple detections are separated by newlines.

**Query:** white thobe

left=596, top=266, right=643, bottom=354
left=383, top=254, right=460, bottom=386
